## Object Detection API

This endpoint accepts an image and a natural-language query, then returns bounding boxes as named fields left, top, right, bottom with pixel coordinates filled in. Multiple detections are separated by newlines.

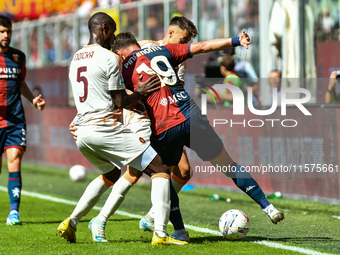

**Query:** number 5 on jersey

left=77, top=66, right=88, bottom=103
left=136, top=56, right=177, bottom=87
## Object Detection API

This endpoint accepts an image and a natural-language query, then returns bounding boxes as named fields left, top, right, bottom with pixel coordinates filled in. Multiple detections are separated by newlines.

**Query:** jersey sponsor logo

left=73, top=51, right=94, bottom=61
left=0, top=67, right=22, bottom=77
left=0, top=74, right=19, bottom=79
left=159, top=92, right=188, bottom=106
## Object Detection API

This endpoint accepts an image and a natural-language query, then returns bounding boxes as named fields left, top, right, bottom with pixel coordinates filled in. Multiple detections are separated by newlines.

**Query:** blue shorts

left=0, top=123, right=26, bottom=154
left=150, top=113, right=223, bottom=165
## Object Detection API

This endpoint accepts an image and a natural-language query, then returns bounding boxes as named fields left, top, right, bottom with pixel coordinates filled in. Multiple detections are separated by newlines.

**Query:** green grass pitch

left=0, top=162, right=339, bottom=254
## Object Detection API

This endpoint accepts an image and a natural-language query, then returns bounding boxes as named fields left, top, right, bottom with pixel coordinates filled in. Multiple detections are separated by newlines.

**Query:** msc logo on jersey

left=159, top=92, right=188, bottom=106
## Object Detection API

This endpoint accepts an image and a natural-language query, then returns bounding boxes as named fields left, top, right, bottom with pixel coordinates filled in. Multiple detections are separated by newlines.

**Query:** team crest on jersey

left=13, top=54, right=20, bottom=63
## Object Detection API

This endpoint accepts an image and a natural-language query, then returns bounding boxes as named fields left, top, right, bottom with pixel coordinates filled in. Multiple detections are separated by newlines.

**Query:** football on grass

left=69, top=165, right=86, bottom=181
left=219, top=209, right=250, bottom=240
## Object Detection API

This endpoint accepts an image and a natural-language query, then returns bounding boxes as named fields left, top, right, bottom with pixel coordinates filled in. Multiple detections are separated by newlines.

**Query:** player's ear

left=220, top=66, right=227, bottom=76
left=102, top=23, right=109, bottom=35
left=168, top=29, right=174, bottom=39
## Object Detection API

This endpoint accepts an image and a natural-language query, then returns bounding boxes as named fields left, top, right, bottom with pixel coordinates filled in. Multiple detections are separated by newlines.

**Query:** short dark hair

left=0, top=15, right=12, bottom=28
left=88, top=12, right=115, bottom=30
left=169, top=16, right=198, bottom=38
left=112, top=32, right=139, bottom=52
left=220, top=54, right=235, bottom=71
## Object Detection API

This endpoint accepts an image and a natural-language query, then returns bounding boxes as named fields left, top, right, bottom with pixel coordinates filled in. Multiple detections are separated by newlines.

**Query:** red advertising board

left=22, top=105, right=340, bottom=203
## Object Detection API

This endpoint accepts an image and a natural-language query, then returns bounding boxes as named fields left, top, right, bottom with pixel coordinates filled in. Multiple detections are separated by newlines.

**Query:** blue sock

left=169, top=182, right=185, bottom=231
left=227, top=163, right=267, bottom=206
left=259, top=196, right=271, bottom=209
left=8, top=172, right=22, bottom=212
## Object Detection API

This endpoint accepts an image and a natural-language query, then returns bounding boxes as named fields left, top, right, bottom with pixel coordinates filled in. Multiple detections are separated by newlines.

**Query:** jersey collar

left=128, top=50, right=140, bottom=57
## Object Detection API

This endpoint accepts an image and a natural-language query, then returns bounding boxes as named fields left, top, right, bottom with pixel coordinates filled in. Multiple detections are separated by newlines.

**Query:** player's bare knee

left=102, top=168, right=121, bottom=184
left=123, top=166, right=141, bottom=184
left=173, top=165, right=191, bottom=180
left=145, top=155, right=170, bottom=176
left=6, top=154, right=23, bottom=166
left=179, top=166, right=192, bottom=180
left=7, top=158, right=21, bottom=172
left=127, top=165, right=143, bottom=179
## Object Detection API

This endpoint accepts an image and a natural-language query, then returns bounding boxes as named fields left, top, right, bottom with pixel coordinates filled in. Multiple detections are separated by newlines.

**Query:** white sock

left=70, top=177, right=108, bottom=228
left=97, top=176, right=133, bottom=222
left=171, top=177, right=185, bottom=194
left=145, top=207, right=155, bottom=221
left=151, top=177, right=170, bottom=237
left=146, top=177, right=184, bottom=221
left=145, top=212, right=154, bottom=223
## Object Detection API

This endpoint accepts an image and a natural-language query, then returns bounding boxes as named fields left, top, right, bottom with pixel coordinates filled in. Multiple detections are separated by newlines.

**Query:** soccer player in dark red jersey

left=0, top=15, right=45, bottom=225
left=113, top=31, right=284, bottom=225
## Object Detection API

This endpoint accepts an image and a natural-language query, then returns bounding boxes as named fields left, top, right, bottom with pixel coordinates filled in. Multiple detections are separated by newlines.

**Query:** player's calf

left=144, top=154, right=172, bottom=241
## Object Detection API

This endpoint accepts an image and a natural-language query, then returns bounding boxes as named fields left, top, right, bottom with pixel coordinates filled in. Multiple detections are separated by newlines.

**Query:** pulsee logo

left=199, top=84, right=312, bottom=128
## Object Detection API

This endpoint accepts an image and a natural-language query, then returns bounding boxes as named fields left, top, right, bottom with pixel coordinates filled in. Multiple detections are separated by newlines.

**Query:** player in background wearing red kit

left=0, top=15, right=45, bottom=225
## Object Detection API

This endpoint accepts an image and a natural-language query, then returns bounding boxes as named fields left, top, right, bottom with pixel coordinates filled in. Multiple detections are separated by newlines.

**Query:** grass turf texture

left=0, top=162, right=339, bottom=254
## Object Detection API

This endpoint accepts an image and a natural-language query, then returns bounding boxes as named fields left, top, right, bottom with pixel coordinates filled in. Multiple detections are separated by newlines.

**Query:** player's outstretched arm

left=112, top=75, right=161, bottom=108
left=20, top=80, right=46, bottom=110
left=190, top=31, right=250, bottom=55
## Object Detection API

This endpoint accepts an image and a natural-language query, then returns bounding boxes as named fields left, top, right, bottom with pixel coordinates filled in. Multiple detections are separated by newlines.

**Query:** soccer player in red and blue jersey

left=113, top=31, right=285, bottom=225
left=0, top=15, right=45, bottom=225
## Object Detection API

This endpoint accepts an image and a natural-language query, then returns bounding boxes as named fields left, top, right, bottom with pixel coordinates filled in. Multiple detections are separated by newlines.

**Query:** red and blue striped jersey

left=122, top=44, right=199, bottom=135
left=0, top=47, right=27, bottom=128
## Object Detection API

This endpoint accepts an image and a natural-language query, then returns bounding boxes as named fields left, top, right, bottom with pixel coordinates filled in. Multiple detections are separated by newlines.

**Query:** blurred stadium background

left=2, top=0, right=340, bottom=205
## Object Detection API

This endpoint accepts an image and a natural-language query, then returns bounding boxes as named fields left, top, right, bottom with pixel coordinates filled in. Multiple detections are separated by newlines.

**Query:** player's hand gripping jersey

left=69, top=44, right=124, bottom=126
left=121, top=44, right=198, bottom=135
left=122, top=87, right=150, bottom=127
left=0, top=47, right=26, bottom=128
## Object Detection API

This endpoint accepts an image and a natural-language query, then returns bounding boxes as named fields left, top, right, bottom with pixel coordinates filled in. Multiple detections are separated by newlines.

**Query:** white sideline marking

left=253, top=240, right=333, bottom=255
left=0, top=186, right=334, bottom=255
